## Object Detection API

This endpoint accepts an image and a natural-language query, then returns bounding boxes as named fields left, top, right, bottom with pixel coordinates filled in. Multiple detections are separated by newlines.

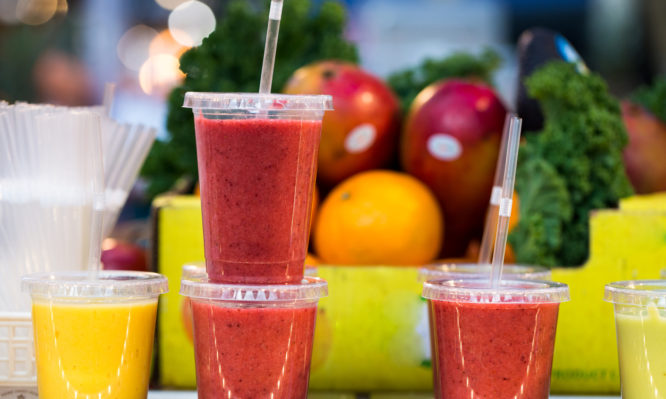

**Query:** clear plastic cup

left=418, top=263, right=551, bottom=282
left=180, top=275, right=328, bottom=399
left=423, top=278, right=569, bottom=399
left=605, top=280, right=666, bottom=398
left=418, top=264, right=551, bottom=397
left=183, top=93, right=333, bottom=284
left=22, top=271, right=168, bottom=399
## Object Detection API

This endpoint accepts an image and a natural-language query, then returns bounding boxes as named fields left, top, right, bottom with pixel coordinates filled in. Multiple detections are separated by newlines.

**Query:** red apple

left=402, top=79, right=506, bottom=257
left=622, top=101, right=666, bottom=194
left=101, top=238, right=148, bottom=271
left=283, top=60, right=401, bottom=188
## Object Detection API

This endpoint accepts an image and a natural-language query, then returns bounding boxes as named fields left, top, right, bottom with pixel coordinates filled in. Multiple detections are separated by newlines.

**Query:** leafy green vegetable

left=632, top=77, right=666, bottom=124
left=509, top=61, right=634, bottom=267
left=387, top=48, right=501, bottom=113
left=141, top=0, right=358, bottom=198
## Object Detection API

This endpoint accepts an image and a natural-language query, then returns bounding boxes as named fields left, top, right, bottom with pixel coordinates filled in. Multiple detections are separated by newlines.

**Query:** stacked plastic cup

left=418, top=263, right=552, bottom=397
left=423, top=278, right=569, bottom=399
left=182, top=92, right=332, bottom=398
left=605, top=280, right=666, bottom=398
left=22, top=271, right=168, bottom=399
left=418, top=263, right=551, bottom=283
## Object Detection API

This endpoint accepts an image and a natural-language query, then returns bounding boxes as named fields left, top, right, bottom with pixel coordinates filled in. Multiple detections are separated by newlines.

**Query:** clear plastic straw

left=478, top=113, right=514, bottom=265
left=102, top=82, right=116, bottom=117
left=490, top=116, right=522, bottom=288
left=259, top=0, right=283, bottom=93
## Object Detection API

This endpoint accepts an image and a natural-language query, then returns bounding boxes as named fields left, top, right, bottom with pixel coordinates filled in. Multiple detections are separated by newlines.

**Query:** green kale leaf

left=510, top=61, right=634, bottom=267
left=387, top=48, right=501, bottom=114
left=631, top=77, right=666, bottom=124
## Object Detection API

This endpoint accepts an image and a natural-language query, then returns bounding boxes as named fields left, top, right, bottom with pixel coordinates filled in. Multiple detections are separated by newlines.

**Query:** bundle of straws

left=0, top=103, right=105, bottom=312
left=97, top=115, right=156, bottom=239
left=0, top=102, right=157, bottom=312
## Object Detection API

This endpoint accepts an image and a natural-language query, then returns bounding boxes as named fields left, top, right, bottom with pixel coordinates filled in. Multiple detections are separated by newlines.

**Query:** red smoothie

left=191, top=300, right=317, bottom=399
left=430, top=300, right=560, bottom=399
left=194, top=116, right=321, bottom=284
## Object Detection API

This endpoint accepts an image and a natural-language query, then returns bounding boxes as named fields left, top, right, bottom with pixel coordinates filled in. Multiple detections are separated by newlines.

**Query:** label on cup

left=0, top=386, right=39, bottom=398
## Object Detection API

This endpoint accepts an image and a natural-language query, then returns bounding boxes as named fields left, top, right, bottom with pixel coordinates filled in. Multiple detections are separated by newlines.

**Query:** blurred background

left=1, top=0, right=664, bottom=240
left=2, top=0, right=664, bottom=124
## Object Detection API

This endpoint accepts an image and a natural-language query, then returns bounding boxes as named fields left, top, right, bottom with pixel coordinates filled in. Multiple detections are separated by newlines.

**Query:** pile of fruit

left=284, top=60, right=510, bottom=265
left=142, top=1, right=666, bottom=269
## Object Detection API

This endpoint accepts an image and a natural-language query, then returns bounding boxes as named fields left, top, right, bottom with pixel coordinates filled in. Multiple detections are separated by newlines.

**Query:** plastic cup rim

left=21, top=270, right=169, bottom=299
left=422, top=278, right=570, bottom=303
left=180, top=275, right=328, bottom=303
left=418, top=263, right=551, bottom=282
left=182, top=91, right=333, bottom=111
left=604, top=280, right=666, bottom=305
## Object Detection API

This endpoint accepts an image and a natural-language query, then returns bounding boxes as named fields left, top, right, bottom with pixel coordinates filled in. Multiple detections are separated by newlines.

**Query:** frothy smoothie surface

left=191, top=300, right=317, bottom=399
left=431, top=300, right=560, bottom=399
left=194, top=116, right=321, bottom=284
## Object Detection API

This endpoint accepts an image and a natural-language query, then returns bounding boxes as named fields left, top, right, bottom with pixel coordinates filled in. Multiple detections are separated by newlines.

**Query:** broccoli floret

left=509, top=61, right=633, bottom=267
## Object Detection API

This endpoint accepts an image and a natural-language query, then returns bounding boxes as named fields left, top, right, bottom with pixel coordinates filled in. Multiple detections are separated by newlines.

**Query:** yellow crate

left=153, top=194, right=666, bottom=394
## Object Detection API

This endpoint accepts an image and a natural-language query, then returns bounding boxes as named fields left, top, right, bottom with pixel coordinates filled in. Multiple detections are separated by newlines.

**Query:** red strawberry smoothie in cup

left=181, top=275, right=328, bottom=399
left=423, top=278, right=568, bottom=399
left=185, top=93, right=332, bottom=284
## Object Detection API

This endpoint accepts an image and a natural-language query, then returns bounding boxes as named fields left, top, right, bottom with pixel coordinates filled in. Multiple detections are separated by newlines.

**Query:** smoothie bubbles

left=421, top=116, right=571, bottom=398
left=605, top=280, right=666, bottom=398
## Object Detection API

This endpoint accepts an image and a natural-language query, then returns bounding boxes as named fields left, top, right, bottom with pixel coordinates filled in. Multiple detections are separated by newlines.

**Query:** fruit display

left=509, top=62, right=633, bottom=268
left=401, top=80, right=507, bottom=257
left=284, top=61, right=402, bottom=189
left=622, top=101, right=666, bottom=193
left=313, top=170, right=443, bottom=265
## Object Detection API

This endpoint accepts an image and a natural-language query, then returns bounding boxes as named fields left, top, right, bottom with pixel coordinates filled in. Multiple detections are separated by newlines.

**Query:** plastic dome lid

left=423, top=278, right=569, bottom=304
left=180, top=276, right=328, bottom=303
left=605, top=280, right=666, bottom=306
left=183, top=92, right=333, bottom=111
left=22, top=271, right=168, bottom=299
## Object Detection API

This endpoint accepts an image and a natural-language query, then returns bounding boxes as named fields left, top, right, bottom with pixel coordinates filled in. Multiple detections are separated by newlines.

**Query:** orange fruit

left=305, top=253, right=321, bottom=266
left=509, top=192, right=520, bottom=232
left=314, top=170, right=443, bottom=265
left=309, top=187, right=319, bottom=237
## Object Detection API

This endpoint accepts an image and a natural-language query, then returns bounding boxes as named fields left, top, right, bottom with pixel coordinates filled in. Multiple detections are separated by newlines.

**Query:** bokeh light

left=139, top=54, right=184, bottom=95
left=150, top=29, right=188, bottom=58
left=155, top=0, right=188, bottom=11
left=168, top=0, right=215, bottom=47
left=0, top=0, right=19, bottom=24
left=16, top=0, right=58, bottom=25
left=117, top=25, right=159, bottom=71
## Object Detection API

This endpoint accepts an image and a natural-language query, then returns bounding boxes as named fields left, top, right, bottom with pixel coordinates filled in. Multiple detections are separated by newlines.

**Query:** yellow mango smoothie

left=606, top=280, right=666, bottom=399
left=23, top=271, right=168, bottom=399
left=32, top=300, right=157, bottom=399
